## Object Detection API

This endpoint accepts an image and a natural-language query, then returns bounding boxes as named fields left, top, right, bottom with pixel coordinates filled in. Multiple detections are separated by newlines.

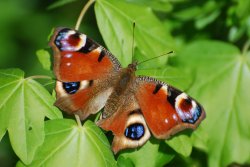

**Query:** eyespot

left=175, top=93, right=202, bottom=124
left=124, top=123, right=145, bottom=140
left=55, top=28, right=86, bottom=51
left=62, top=82, right=80, bottom=94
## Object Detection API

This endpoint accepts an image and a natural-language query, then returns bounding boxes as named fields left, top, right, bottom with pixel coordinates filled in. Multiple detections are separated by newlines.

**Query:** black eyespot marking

left=54, top=28, right=71, bottom=50
left=63, top=82, right=80, bottom=94
left=125, top=123, right=144, bottom=140
left=79, top=38, right=98, bottom=53
left=98, top=50, right=106, bottom=62
left=153, top=84, right=162, bottom=94
left=89, top=80, right=94, bottom=87
left=167, top=86, right=182, bottom=108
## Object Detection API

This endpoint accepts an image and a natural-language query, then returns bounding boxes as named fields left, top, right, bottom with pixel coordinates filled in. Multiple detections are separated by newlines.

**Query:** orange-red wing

left=97, top=95, right=151, bottom=154
left=135, top=77, right=205, bottom=139
left=55, top=80, right=113, bottom=120
left=50, top=28, right=121, bottom=82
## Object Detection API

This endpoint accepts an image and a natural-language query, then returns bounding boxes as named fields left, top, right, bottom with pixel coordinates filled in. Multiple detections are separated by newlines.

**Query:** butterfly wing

left=97, top=95, right=151, bottom=154
left=135, top=76, right=205, bottom=139
left=98, top=74, right=205, bottom=153
left=50, top=28, right=121, bottom=119
left=50, top=27, right=121, bottom=81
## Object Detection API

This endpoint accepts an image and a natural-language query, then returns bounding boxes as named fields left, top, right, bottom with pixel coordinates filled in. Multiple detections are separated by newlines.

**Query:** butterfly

left=49, top=27, right=206, bottom=153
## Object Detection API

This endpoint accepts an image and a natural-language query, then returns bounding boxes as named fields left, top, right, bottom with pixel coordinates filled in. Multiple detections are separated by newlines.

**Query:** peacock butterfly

left=49, top=27, right=206, bottom=153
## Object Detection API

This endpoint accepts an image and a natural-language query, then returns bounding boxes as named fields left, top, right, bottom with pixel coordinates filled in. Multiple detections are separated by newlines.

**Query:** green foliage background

left=0, top=0, right=250, bottom=167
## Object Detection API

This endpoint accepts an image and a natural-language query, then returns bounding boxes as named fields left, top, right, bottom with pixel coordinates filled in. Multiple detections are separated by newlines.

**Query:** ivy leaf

left=36, top=49, right=51, bottom=71
left=0, top=69, right=62, bottom=164
left=165, top=134, right=192, bottom=157
left=118, top=139, right=174, bottom=167
left=17, top=119, right=116, bottom=167
left=95, top=0, right=174, bottom=67
left=174, top=41, right=250, bottom=166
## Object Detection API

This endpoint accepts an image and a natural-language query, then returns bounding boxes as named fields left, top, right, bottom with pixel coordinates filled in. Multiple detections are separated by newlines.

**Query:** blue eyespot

left=184, top=105, right=202, bottom=124
left=125, top=123, right=144, bottom=140
left=62, top=82, right=80, bottom=94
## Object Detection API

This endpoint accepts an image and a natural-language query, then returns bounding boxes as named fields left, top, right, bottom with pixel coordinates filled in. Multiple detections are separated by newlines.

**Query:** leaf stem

left=75, top=0, right=95, bottom=30
left=242, top=40, right=250, bottom=57
left=75, top=114, right=82, bottom=127
left=26, top=75, right=53, bottom=80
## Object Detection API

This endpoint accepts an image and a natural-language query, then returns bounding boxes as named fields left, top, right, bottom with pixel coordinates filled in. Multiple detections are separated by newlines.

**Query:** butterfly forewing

left=135, top=76, right=205, bottom=139
left=50, top=28, right=121, bottom=119
left=49, top=27, right=121, bottom=82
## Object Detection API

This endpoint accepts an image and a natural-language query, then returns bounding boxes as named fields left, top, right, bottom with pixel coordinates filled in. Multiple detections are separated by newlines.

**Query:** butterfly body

left=50, top=28, right=206, bottom=153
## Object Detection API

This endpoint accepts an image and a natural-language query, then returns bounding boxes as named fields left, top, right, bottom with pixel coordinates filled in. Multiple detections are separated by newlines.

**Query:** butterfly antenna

left=132, top=22, right=136, bottom=62
left=137, top=51, right=174, bottom=65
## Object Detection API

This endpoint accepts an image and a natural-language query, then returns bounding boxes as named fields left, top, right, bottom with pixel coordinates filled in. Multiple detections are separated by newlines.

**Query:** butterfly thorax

left=115, top=62, right=137, bottom=95
left=101, top=63, right=138, bottom=119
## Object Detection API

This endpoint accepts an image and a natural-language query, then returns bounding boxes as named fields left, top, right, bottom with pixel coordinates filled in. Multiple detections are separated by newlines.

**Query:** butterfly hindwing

left=49, top=27, right=121, bottom=82
left=135, top=76, right=205, bottom=139
left=55, top=79, right=114, bottom=120
left=97, top=95, right=151, bottom=154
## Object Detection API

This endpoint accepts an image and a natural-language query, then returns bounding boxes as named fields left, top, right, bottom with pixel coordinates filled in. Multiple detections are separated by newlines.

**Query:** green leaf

left=0, top=69, right=62, bottom=164
left=117, top=156, right=134, bottom=167
left=18, top=119, right=116, bottom=167
left=235, top=0, right=250, bottom=19
left=36, top=49, right=51, bottom=71
left=174, top=41, right=250, bottom=167
left=173, top=6, right=202, bottom=21
left=95, top=0, right=174, bottom=67
left=195, top=10, right=220, bottom=29
left=118, top=139, right=174, bottom=167
left=47, top=0, right=78, bottom=10
left=136, top=66, right=192, bottom=90
left=165, top=134, right=192, bottom=157
left=125, top=0, right=173, bottom=12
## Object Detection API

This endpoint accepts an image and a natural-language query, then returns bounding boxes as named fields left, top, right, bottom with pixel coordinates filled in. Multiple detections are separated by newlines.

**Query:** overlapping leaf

left=95, top=0, right=174, bottom=67
left=17, top=119, right=116, bottom=167
left=174, top=40, right=250, bottom=166
left=0, top=69, right=62, bottom=164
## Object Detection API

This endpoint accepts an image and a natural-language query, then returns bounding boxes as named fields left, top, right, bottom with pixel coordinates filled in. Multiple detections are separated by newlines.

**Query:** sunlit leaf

left=36, top=49, right=51, bottom=71
left=95, top=0, right=174, bottom=67
left=0, top=69, right=62, bottom=164
left=18, top=119, right=116, bottom=167
left=174, top=40, right=250, bottom=167
left=118, top=139, right=174, bottom=167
